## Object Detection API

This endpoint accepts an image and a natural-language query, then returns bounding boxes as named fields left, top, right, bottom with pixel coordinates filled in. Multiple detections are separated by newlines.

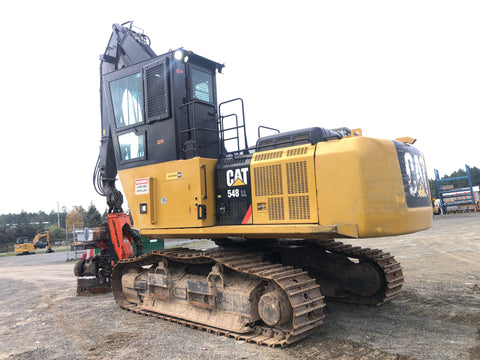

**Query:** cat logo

left=226, top=167, right=249, bottom=187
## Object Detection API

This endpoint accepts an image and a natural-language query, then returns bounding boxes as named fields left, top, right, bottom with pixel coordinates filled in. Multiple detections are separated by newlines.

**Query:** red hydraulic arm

left=107, top=212, right=135, bottom=260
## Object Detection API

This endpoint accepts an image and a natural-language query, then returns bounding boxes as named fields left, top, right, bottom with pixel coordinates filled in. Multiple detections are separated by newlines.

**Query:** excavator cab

left=99, top=44, right=226, bottom=229
left=102, top=48, right=223, bottom=167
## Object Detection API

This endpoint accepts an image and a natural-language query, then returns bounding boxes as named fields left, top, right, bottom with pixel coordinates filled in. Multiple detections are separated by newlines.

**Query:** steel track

left=111, top=239, right=403, bottom=346
left=308, top=239, right=404, bottom=305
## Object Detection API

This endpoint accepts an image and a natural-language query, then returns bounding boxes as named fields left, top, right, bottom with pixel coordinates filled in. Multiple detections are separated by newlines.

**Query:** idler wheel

left=258, top=290, right=292, bottom=326
left=342, top=261, right=384, bottom=296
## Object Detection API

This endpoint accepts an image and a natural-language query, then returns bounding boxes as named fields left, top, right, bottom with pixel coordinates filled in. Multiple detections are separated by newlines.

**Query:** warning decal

left=135, top=178, right=149, bottom=195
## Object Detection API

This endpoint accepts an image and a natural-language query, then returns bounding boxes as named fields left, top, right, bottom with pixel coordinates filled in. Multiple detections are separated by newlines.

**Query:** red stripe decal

left=241, top=204, right=252, bottom=224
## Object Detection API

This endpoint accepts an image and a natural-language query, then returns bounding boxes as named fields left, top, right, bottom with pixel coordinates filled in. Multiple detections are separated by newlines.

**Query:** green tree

left=0, top=225, right=15, bottom=252
left=469, top=166, right=480, bottom=186
left=429, top=179, right=438, bottom=198
left=0, top=209, right=63, bottom=252
left=430, top=165, right=480, bottom=198
left=49, top=225, right=66, bottom=243
left=84, top=203, right=102, bottom=227
left=33, top=210, right=48, bottom=223
left=48, top=207, right=67, bottom=229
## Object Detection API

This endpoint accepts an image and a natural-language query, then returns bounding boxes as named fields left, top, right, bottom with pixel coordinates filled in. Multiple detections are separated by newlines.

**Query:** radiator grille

left=286, top=147, right=308, bottom=157
left=255, top=151, right=283, bottom=161
left=254, top=165, right=283, bottom=196
left=252, top=145, right=317, bottom=224
left=288, top=195, right=310, bottom=220
left=268, top=198, right=285, bottom=220
left=286, top=161, right=308, bottom=194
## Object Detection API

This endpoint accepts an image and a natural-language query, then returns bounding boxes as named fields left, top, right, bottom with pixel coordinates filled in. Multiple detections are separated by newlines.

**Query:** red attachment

left=107, top=213, right=134, bottom=260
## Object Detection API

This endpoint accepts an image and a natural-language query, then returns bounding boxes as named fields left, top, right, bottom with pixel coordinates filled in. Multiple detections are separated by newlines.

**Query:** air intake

left=144, top=59, right=170, bottom=122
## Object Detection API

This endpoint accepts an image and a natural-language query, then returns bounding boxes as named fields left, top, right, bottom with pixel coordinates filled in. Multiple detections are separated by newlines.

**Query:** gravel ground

left=0, top=213, right=479, bottom=360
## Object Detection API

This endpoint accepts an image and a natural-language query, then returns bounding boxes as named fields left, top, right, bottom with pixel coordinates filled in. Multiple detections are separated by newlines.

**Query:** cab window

left=118, top=131, right=145, bottom=161
left=191, top=68, right=214, bottom=103
left=110, top=73, right=144, bottom=128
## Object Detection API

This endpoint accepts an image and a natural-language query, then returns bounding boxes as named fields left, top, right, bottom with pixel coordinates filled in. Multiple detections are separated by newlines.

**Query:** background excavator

left=78, top=21, right=432, bottom=346
left=14, top=231, right=54, bottom=255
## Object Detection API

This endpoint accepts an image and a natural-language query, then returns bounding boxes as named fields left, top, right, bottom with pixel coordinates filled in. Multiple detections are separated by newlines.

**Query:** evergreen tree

left=430, top=165, right=480, bottom=198
left=84, top=203, right=102, bottom=227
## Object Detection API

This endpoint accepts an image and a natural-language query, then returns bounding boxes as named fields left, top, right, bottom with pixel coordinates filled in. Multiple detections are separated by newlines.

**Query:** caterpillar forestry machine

left=89, top=22, right=432, bottom=346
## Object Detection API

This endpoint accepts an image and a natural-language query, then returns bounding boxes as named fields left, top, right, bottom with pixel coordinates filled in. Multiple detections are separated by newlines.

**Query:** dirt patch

left=0, top=213, right=479, bottom=359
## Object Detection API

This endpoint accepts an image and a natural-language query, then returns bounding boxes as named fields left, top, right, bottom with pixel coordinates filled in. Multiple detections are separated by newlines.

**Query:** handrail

left=218, top=98, right=248, bottom=154
left=257, top=125, right=280, bottom=139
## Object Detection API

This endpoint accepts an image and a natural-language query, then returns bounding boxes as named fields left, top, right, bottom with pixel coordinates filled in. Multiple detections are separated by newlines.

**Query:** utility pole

left=66, top=218, right=69, bottom=260
left=57, top=201, right=60, bottom=229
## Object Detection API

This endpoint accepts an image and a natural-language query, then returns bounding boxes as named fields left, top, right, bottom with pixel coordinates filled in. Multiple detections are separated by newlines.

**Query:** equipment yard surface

left=0, top=213, right=479, bottom=360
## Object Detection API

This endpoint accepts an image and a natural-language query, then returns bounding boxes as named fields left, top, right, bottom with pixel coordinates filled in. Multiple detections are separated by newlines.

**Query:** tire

left=74, top=259, right=86, bottom=277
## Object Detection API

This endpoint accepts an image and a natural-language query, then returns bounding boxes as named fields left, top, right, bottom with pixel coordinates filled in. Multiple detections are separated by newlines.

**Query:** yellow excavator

left=89, top=22, right=432, bottom=347
left=14, top=231, right=54, bottom=255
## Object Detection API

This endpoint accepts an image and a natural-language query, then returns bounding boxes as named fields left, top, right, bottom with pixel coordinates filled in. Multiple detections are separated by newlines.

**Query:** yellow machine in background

left=14, top=231, right=54, bottom=255
left=432, top=198, right=442, bottom=215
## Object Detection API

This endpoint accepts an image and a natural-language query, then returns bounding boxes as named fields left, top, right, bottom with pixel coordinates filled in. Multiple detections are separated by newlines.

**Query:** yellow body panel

left=314, top=136, right=431, bottom=237
left=119, top=137, right=431, bottom=240
left=119, top=157, right=217, bottom=230
left=14, top=243, right=34, bottom=254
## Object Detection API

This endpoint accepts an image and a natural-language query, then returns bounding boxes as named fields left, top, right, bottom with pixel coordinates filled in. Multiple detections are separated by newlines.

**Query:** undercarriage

left=74, top=251, right=114, bottom=295
left=111, top=239, right=403, bottom=347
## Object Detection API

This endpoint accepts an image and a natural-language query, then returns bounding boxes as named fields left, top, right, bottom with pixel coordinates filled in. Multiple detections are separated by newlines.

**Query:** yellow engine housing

left=118, top=135, right=432, bottom=240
